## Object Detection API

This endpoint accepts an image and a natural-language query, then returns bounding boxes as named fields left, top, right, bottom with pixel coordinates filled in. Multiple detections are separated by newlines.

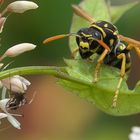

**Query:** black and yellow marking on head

left=80, top=41, right=89, bottom=49
left=81, top=32, right=92, bottom=37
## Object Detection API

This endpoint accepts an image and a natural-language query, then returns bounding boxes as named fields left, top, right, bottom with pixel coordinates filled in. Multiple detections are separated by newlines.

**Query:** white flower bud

left=7, top=1, right=38, bottom=13
left=14, top=75, right=31, bottom=86
left=4, top=43, right=36, bottom=57
left=1, top=75, right=31, bottom=93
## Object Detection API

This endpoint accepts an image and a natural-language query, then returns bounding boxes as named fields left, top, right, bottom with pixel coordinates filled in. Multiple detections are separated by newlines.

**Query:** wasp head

left=76, top=27, right=102, bottom=49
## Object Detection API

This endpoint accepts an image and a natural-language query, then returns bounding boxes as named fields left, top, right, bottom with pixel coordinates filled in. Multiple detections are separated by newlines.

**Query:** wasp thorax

left=89, top=20, right=119, bottom=54
left=96, top=20, right=118, bottom=34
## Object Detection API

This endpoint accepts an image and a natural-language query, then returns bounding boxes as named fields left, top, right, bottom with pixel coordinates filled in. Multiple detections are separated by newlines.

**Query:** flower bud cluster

left=0, top=1, right=38, bottom=129
left=0, top=1, right=38, bottom=60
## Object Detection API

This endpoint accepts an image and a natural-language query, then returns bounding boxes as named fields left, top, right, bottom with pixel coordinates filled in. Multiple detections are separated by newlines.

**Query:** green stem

left=0, top=66, right=92, bottom=86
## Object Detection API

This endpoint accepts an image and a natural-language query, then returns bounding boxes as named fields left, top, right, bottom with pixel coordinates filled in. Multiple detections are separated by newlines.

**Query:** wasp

left=43, top=5, right=140, bottom=107
left=6, top=92, right=27, bottom=110
left=6, top=91, right=36, bottom=110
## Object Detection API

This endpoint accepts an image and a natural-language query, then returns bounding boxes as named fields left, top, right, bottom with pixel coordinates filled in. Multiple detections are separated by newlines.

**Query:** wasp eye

left=95, top=32, right=99, bottom=36
left=94, top=31, right=101, bottom=39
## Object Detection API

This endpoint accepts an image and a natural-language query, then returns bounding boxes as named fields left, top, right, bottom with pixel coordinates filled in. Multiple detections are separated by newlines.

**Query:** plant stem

left=0, top=66, right=92, bottom=86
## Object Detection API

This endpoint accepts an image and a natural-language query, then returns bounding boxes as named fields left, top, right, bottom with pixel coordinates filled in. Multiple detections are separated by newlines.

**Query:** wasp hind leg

left=112, top=53, right=126, bottom=108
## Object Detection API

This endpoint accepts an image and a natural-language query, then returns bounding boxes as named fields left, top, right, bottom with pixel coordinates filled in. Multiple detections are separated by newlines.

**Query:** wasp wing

left=72, top=5, right=96, bottom=23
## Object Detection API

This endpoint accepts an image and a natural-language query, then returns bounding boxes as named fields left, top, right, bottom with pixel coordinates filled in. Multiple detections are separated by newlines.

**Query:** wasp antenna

left=43, top=33, right=80, bottom=45
left=43, top=34, right=67, bottom=44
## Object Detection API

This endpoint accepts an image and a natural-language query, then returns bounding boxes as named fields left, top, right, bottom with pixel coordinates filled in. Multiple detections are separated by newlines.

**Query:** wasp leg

left=71, top=48, right=79, bottom=58
left=72, top=5, right=96, bottom=23
left=112, top=53, right=126, bottom=108
left=94, top=49, right=109, bottom=82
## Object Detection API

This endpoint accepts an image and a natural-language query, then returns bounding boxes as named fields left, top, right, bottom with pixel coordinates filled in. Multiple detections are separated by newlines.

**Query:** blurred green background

left=1, top=0, right=140, bottom=140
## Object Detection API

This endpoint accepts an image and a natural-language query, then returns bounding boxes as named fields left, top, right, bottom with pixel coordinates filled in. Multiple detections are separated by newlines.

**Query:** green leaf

left=59, top=59, right=140, bottom=116
left=110, top=1, right=139, bottom=23
left=0, top=0, right=139, bottom=117
left=65, top=0, right=140, bottom=116
left=69, top=0, right=110, bottom=55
